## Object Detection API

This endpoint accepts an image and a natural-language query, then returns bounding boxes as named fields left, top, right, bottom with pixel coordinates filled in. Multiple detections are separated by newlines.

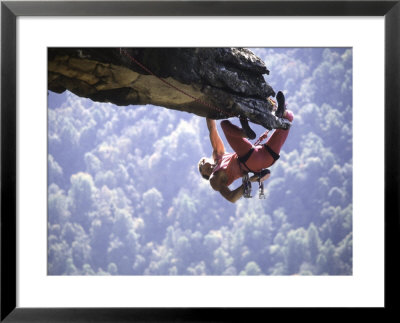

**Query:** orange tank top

left=212, top=153, right=244, bottom=186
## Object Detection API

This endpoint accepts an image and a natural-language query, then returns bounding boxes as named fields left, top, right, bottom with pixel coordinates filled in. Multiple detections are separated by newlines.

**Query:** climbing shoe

left=257, top=168, right=271, bottom=182
left=275, top=91, right=286, bottom=118
left=239, top=117, right=256, bottom=140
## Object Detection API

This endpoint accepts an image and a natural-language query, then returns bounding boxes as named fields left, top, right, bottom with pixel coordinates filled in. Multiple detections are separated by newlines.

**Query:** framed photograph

left=2, top=0, right=399, bottom=321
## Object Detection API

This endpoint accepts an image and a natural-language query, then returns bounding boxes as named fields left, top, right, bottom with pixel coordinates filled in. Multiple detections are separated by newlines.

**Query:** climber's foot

left=258, top=169, right=271, bottom=182
left=240, top=117, right=256, bottom=140
left=276, top=91, right=286, bottom=118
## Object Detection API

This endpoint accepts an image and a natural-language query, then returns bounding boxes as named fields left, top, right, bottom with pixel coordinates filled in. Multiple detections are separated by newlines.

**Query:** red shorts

left=221, top=111, right=293, bottom=171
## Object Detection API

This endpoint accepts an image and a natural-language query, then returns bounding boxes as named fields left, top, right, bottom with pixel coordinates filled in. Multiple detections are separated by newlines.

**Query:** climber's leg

left=239, top=117, right=256, bottom=140
left=220, top=120, right=253, bottom=157
left=264, top=110, right=294, bottom=157
left=242, top=109, right=293, bottom=171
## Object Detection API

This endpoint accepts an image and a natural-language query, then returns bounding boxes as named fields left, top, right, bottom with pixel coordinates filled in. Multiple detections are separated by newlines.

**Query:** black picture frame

left=1, top=0, right=399, bottom=321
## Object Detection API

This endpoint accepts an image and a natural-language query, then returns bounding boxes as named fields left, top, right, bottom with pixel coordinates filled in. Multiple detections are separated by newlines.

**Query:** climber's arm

left=206, top=118, right=225, bottom=160
left=218, top=184, right=245, bottom=203
left=210, top=172, right=243, bottom=203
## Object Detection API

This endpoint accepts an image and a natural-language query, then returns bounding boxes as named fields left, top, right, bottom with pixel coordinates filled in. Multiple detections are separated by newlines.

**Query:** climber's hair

left=198, top=158, right=210, bottom=180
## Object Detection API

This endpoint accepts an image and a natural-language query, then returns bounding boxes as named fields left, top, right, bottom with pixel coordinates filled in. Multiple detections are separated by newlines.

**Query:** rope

left=119, top=48, right=272, bottom=146
left=254, top=129, right=270, bottom=146
left=119, top=48, right=237, bottom=119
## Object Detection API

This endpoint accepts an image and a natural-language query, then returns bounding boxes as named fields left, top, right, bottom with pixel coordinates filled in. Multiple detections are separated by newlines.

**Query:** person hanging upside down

left=198, top=91, right=294, bottom=203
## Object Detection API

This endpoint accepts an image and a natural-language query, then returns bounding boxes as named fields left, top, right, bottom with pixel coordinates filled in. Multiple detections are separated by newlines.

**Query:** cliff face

left=48, top=48, right=290, bottom=130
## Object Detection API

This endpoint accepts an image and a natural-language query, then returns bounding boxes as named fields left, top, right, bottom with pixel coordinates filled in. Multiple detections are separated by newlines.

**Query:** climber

left=198, top=91, right=294, bottom=203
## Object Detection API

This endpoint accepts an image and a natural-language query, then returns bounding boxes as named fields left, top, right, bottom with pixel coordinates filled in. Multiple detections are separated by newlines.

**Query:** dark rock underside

left=48, top=48, right=290, bottom=130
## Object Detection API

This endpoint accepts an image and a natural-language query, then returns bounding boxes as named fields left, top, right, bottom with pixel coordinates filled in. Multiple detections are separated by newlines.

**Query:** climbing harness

left=239, top=149, right=270, bottom=199
left=242, top=169, right=269, bottom=199
left=238, top=147, right=256, bottom=173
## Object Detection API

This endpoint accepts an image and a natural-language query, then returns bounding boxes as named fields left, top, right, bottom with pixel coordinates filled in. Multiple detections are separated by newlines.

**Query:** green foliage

left=48, top=48, right=352, bottom=276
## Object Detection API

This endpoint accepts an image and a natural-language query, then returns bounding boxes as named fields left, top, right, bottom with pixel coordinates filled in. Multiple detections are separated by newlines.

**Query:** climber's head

left=198, top=157, right=214, bottom=180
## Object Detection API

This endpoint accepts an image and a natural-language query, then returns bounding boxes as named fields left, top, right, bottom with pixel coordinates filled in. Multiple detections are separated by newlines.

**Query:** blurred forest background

left=48, top=48, right=352, bottom=276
